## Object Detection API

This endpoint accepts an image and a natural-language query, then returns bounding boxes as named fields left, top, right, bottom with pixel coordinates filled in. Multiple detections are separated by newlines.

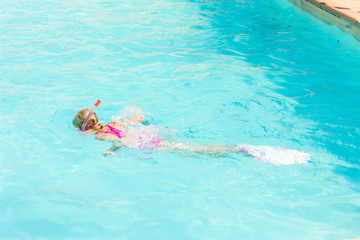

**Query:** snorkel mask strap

left=81, top=99, right=101, bottom=131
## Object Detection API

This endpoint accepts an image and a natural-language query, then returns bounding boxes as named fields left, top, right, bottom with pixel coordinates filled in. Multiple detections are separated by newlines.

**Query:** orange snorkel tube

left=81, top=99, right=101, bottom=131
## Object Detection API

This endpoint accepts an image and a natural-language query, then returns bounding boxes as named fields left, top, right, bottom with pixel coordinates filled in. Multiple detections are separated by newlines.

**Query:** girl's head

left=73, top=108, right=99, bottom=130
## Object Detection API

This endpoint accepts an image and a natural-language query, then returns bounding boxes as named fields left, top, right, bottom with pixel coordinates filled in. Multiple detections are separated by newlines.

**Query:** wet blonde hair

left=73, top=109, right=104, bottom=132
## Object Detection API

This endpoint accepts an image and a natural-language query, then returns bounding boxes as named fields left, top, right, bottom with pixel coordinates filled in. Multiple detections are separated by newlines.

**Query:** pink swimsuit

left=98, top=125, right=164, bottom=149
left=97, top=125, right=125, bottom=138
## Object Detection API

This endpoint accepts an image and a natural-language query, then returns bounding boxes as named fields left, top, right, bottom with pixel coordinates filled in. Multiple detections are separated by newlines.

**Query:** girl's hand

left=118, top=115, right=144, bottom=124
left=103, top=142, right=123, bottom=155
left=127, top=115, right=144, bottom=123
left=103, top=149, right=116, bottom=155
left=111, top=115, right=144, bottom=127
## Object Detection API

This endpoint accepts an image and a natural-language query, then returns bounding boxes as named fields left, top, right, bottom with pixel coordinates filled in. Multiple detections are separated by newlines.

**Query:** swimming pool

left=1, top=0, right=360, bottom=238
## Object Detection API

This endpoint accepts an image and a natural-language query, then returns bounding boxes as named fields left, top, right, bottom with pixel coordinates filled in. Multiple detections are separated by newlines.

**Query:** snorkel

left=81, top=99, right=101, bottom=131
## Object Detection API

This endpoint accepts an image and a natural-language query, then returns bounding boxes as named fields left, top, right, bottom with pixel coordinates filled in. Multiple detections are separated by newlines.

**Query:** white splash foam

left=234, top=144, right=310, bottom=165
left=112, top=104, right=147, bottom=121
left=124, top=124, right=161, bottom=149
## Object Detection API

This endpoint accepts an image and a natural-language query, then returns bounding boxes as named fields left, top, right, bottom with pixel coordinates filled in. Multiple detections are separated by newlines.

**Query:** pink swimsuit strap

left=97, top=125, right=125, bottom=139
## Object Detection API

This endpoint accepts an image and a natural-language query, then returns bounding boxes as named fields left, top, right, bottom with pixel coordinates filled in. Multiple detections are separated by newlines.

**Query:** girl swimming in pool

left=73, top=107, right=164, bottom=151
left=73, top=100, right=310, bottom=165
left=73, top=105, right=229, bottom=155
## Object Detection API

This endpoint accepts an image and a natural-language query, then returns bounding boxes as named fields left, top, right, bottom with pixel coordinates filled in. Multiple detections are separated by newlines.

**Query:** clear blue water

left=1, top=0, right=360, bottom=239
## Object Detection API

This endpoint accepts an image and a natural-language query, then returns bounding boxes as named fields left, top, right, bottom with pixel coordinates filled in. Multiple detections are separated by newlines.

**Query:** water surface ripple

left=0, top=0, right=360, bottom=239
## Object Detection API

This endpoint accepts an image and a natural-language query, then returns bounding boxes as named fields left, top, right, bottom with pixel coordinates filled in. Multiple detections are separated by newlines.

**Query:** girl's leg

left=160, top=142, right=310, bottom=165
left=160, top=141, right=236, bottom=156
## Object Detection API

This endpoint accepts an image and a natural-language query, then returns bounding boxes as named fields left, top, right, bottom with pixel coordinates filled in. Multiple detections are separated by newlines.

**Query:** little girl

left=73, top=108, right=164, bottom=150
left=73, top=100, right=310, bottom=165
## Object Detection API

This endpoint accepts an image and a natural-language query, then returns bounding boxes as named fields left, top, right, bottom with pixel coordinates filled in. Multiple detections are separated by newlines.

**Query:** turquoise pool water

left=1, top=0, right=360, bottom=238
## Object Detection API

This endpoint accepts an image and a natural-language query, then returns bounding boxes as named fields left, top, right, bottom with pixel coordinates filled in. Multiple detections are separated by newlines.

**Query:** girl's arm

left=122, top=115, right=145, bottom=124
left=111, top=115, right=145, bottom=126
left=95, top=133, right=124, bottom=155
left=103, top=142, right=123, bottom=155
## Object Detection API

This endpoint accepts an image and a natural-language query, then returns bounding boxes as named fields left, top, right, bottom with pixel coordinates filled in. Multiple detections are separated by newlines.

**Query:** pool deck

left=307, top=0, right=360, bottom=27
left=292, top=0, right=360, bottom=40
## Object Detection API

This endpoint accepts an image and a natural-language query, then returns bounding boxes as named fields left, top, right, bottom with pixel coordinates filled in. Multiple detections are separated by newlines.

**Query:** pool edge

left=289, top=0, right=360, bottom=41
